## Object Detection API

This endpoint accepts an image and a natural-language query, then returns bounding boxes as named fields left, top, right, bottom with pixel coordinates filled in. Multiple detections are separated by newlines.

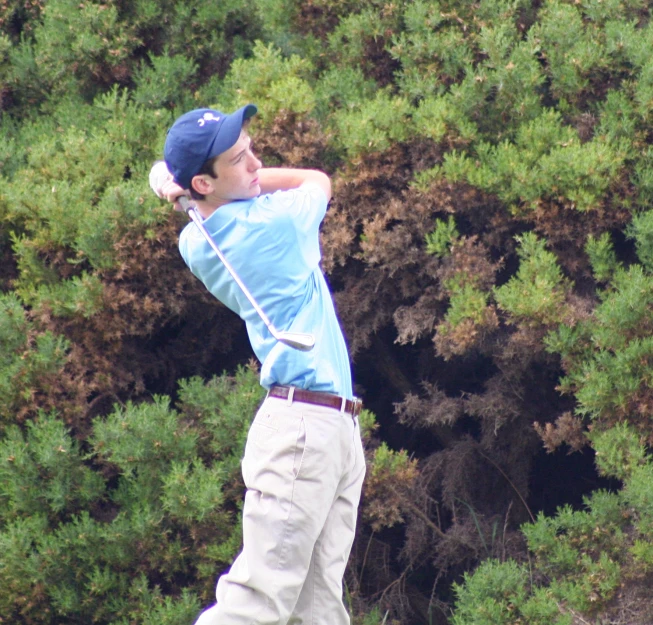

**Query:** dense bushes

left=452, top=425, right=653, bottom=624
left=2, top=0, right=653, bottom=623
left=0, top=364, right=397, bottom=624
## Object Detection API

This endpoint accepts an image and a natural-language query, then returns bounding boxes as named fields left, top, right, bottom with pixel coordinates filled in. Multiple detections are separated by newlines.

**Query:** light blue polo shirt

left=178, top=184, right=353, bottom=399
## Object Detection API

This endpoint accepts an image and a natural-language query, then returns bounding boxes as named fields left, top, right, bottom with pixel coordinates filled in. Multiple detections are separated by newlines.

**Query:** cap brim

left=207, top=104, right=258, bottom=161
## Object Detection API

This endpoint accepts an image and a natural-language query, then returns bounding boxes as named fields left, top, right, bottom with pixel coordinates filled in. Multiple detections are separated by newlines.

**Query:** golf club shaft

left=178, top=197, right=276, bottom=328
left=178, top=197, right=313, bottom=350
left=149, top=161, right=313, bottom=350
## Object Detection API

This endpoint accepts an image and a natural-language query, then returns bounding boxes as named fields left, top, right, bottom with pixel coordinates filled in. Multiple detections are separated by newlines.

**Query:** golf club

left=149, top=161, right=315, bottom=352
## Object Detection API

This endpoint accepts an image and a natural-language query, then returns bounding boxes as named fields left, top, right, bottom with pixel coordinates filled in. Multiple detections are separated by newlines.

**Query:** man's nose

left=249, top=155, right=262, bottom=170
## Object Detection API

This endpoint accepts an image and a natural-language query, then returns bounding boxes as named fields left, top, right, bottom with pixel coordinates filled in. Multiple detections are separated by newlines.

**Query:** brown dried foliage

left=534, top=411, right=588, bottom=454
left=531, top=195, right=631, bottom=279
left=295, top=0, right=360, bottom=36
left=599, top=572, right=653, bottom=625
left=396, top=383, right=464, bottom=431
left=253, top=110, right=332, bottom=170
left=362, top=454, right=420, bottom=533
left=294, top=131, right=585, bottom=618
left=322, top=142, right=453, bottom=354
left=19, top=215, right=243, bottom=430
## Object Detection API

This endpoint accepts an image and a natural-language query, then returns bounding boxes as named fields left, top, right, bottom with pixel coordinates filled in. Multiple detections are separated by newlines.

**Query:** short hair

left=189, top=154, right=220, bottom=201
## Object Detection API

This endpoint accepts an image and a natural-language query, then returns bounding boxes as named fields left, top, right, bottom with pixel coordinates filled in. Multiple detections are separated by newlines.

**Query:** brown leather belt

left=268, top=385, right=362, bottom=417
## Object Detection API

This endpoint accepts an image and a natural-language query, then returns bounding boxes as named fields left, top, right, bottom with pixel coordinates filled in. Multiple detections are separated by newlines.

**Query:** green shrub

left=549, top=265, right=653, bottom=435
left=0, top=293, right=70, bottom=425
left=452, top=427, right=652, bottom=624
left=627, top=209, right=653, bottom=273
left=591, top=422, right=648, bottom=481
left=0, top=367, right=263, bottom=624
left=209, top=41, right=316, bottom=123
left=132, top=50, right=199, bottom=110
left=439, top=110, right=627, bottom=213
left=0, top=412, right=104, bottom=520
left=451, top=559, right=529, bottom=625
left=622, top=464, right=653, bottom=534
left=333, top=90, right=413, bottom=158
left=4, top=0, right=653, bottom=623
left=0, top=0, right=262, bottom=112
left=452, top=486, right=631, bottom=623
left=425, top=216, right=459, bottom=258
left=494, top=232, right=571, bottom=325
left=585, top=232, right=620, bottom=283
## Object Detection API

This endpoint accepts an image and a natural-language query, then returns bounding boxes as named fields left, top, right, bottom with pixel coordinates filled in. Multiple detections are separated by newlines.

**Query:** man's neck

left=193, top=199, right=222, bottom=220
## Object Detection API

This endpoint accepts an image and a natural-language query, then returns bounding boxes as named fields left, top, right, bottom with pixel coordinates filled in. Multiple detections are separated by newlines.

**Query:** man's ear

left=191, top=174, right=214, bottom=196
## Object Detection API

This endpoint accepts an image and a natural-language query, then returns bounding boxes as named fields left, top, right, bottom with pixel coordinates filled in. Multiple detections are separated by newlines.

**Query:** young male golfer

left=156, top=104, right=366, bottom=625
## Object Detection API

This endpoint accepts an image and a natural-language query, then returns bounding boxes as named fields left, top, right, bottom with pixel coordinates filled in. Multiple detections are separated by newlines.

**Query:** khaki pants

left=195, top=394, right=366, bottom=625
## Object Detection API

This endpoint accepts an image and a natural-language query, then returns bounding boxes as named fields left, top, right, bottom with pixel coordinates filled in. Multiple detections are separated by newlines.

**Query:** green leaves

left=133, top=50, right=198, bottom=111
left=495, top=232, right=571, bottom=325
left=0, top=294, right=70, bottom=425
left=425, top=216, right=459, bottom=257
left=333, top=91, right=412, bottom=158
left=162, top=461, right=225, bottom=524
left=627, top=209, right=653, bottom=272
left=92, top=395, right=198, bottom=478
left=548, top=265, right=653, bottom=429
left=218, top=41, right=316, bottom=122
left=591, top=423, right=648, bottom=481
left=0, top=368, right=264, bottom=623
left=440, top=109, right=627, bottom=213
left=452, top=560, right=531, bottom=625
left=586, top=232, right=619, bottom=282
left=0, top=413, right=104, bottom=519
left=177, top=366, right=265, bottom=462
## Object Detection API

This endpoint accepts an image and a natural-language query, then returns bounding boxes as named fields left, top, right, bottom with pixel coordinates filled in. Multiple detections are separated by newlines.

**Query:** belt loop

left=340, top=396, right=347, bottom=415
left=286, top=386, right=295, bottom=407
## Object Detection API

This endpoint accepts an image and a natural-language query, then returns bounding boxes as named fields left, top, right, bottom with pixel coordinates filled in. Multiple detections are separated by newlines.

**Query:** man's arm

left=258, top=168, right=331, bottom=202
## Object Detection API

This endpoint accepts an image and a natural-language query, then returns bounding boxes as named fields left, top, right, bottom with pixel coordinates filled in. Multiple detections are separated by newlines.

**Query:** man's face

left=203, top=131, right=262, bottom=206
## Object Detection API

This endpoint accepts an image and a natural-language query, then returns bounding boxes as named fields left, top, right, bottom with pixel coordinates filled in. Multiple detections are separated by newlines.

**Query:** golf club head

left=277, top=332, right=316, bottom=351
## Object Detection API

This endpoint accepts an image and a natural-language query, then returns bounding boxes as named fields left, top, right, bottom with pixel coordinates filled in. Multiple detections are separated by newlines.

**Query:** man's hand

left=161, top=178, right=189, bottom=212
left=149, top=161, right=190, bottom=211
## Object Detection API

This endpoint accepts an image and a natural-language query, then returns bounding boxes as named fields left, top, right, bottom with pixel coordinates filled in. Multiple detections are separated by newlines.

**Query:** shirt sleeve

left=263, top=183, right=328, bottom=269
left=273, top=182, right=327, bottom=232
left=178, top=223, right=193, bottom=268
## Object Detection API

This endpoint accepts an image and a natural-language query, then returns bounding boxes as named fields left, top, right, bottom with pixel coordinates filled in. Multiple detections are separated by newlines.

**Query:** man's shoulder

left=178, top=221, right=205, bottom=260
left=259, top=184, right=328, bottom=218
left=179, top=220, right=200, bottom=244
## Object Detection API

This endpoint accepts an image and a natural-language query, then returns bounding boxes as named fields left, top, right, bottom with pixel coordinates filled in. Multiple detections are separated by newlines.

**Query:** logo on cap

left=198, top=112, right=221, bottom=127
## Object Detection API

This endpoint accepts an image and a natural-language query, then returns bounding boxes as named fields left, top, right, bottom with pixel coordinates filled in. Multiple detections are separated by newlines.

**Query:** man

left=155, top=104, right=366, bottom=625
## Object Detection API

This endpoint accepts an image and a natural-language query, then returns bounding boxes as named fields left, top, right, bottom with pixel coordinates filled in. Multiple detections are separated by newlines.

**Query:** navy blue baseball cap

left=164, top=104, right=257, bottom=190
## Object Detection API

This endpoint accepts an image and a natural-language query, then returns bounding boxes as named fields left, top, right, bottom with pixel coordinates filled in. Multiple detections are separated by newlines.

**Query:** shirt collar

left=201, top=199, right=249, bottom=227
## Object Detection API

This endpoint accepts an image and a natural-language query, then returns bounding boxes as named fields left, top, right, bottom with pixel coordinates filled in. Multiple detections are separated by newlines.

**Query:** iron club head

left=276, top=332, right=316, bottom=351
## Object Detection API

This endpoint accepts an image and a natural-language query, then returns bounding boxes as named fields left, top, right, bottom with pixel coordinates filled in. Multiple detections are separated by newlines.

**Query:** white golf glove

left=149, top=161, right=188, bottom=211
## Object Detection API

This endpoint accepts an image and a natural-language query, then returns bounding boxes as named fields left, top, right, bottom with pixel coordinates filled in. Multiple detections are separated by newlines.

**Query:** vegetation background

left=2, top=0, right=653, bottom=623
